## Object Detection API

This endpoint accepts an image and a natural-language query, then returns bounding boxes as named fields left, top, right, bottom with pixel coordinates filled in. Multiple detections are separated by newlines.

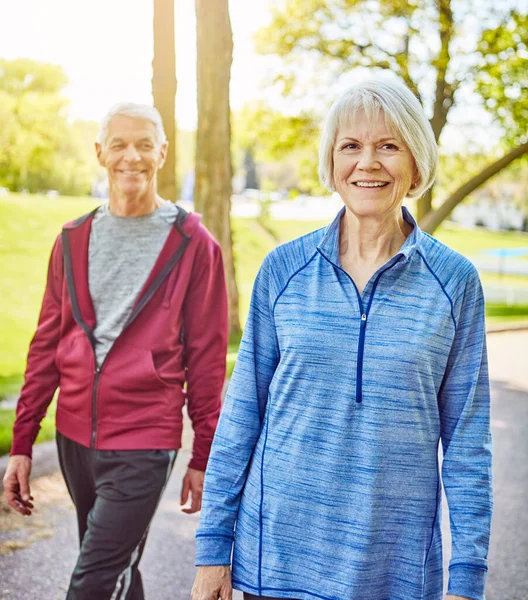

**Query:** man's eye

left=142, top=144, right=153, bottom=150
left=111, top=144, right=124, bottom=150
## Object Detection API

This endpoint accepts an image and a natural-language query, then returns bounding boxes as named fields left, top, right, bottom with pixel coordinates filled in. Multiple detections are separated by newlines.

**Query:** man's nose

left=123, top=144, right=141, bottom=162
left=357, top=148, right=380, bottom=170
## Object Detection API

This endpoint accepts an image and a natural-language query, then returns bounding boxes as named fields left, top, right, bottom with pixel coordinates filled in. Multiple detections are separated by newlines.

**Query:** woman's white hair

left=98, top=102, right=167, bottom=147
left=318, top=77, right=438, bottom=199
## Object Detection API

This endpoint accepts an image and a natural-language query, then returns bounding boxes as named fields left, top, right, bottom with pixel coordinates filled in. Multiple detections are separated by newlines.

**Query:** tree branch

left=419, top=142, right=528, bottom=233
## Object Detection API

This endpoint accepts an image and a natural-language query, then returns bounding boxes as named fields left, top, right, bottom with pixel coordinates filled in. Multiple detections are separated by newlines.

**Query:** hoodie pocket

left=57, top=331, right=94, bottom=416
left=99, top=342, right=175, bottom=423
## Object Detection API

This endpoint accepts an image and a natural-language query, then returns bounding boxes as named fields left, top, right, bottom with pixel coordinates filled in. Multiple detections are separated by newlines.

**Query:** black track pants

left=56, top=431, right=177, bottom=600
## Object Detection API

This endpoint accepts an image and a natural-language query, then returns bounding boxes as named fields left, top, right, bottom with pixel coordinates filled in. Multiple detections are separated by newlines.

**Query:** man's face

left=96, top=115, right=167, bottom=200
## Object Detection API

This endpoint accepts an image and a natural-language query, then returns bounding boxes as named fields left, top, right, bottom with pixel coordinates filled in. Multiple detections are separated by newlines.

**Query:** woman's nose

left=357, top=148, right=380, bottom=170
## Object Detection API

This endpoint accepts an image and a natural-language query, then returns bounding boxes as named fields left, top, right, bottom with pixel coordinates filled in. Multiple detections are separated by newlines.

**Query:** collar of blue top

left=317, top=205, right=423, bottom=268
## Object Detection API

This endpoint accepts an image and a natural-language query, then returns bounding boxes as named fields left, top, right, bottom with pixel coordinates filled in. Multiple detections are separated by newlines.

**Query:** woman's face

left=332, top=112, right=417, bottom=220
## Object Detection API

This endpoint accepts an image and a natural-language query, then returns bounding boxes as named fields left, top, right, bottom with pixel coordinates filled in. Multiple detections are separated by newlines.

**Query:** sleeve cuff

left=195, top=533, right=233, bottom=566
left=10, top=436, right=33, bottom=458
left=448, top=562, right=488, bottom=600
left=188, top=455, right=208, bottom=471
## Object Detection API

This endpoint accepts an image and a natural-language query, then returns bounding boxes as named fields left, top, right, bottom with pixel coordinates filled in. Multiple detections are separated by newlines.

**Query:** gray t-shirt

left=88, top=201, right=179, bottom=366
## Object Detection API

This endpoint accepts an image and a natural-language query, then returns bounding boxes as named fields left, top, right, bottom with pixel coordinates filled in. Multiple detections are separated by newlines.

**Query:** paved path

left=0, top=421, right=241, bottom=600
left=1, top=331, right=527, bottom=599
left=480, top=331, right=528, bottom=600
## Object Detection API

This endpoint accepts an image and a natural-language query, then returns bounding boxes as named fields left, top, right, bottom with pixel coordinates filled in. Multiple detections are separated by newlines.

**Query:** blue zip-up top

left=196, top=207, right=493, bottom=600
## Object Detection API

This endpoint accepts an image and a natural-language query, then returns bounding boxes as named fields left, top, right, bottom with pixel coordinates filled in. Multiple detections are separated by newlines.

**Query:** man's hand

left=191, top=565, right=232, bottom=600
left=2, top=455, right=34, bottom=516
left=180, top=467, right=204, bottom=514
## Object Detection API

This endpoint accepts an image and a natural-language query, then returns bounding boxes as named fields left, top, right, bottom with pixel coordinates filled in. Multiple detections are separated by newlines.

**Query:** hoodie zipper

left=91, top=365, right=101, bottom=447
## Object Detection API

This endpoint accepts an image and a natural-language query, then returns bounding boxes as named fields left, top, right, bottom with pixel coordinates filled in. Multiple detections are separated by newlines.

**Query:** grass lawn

left=0, top=194, right=98, bottom=381
left=1, top=193, right=528, bottom=455
left=0, top=400, right=57, bottom=457
left=485, top=303, right=528, bottom=323
left=435, top=224, right=528, bottom=259
left=263, top=218, right=328, bottom=243
left=268, top=214, right=528, bottom=260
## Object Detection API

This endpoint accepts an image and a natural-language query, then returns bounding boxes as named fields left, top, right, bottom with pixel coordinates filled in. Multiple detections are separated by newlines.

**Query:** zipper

left=320, top=251, right=404, bottom=405
left=90, top=352, right=112, bottom=448
left=356, top=313, right=368, bottom=403
left=91, top=366, right=101, bottom=447
left=353, top=256, right=404, bottom=403
left=330, top=265, right=367, bottom=404
left=85, top=332, right=103, bottom=449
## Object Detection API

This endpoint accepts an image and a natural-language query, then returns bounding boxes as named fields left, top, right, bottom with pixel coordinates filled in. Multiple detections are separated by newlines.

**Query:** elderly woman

left=192, top=77, right=492, bottom=600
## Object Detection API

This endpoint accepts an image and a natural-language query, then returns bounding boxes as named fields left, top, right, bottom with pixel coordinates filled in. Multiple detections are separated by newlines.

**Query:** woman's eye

left=382, top=143, right=398, bottom=150
left=342, top=143, right=358, bottom=150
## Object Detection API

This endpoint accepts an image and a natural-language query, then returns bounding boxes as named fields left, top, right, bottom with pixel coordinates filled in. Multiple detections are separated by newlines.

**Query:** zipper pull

left=361, top=313, right=367, bottom=326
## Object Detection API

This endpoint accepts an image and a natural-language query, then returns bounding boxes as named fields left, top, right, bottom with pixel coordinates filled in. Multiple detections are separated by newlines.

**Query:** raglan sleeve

left=195, top=254, right=280, bottom=565
left=439, top=268, right=493, bottom=600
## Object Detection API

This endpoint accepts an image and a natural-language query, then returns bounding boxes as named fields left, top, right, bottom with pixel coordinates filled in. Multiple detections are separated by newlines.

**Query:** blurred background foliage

left=0, top=59, right=102, bottom=195
left=252, top=0, right=527, bottom=227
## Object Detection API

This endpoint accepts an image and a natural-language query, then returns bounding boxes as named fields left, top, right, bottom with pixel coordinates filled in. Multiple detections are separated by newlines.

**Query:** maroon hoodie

left=11, top=206, right=228, bottom=471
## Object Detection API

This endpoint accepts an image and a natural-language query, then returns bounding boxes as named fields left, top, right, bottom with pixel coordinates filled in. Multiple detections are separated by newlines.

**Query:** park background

left=0, top=0, right=527, bottom=598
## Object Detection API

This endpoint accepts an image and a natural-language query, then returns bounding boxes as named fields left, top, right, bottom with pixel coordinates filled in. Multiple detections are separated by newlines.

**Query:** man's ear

left=95, top=142, right=105, bottom=167
left=158, top=142, right=168, bottom=169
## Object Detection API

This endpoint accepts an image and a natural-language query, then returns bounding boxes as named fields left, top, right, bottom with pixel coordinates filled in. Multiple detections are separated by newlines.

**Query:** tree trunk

left=195, top=0, right=240, bottom=337
left=429, top=0, right=456, bottom=142
left=152, top=0, right=177, bottom=202
left=417, top=188, right=433, bottom=222
left=420, top=142, right=528, bottom=234
left=417, top=0, right=452, bottom=224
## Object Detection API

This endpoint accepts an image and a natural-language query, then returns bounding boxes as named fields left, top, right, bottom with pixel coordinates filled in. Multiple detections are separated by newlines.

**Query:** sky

left=0, top=0, right=272, bottom=128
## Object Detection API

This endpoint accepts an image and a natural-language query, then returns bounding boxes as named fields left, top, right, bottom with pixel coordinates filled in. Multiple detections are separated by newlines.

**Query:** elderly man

left=2, top=103, right=228, bottom=599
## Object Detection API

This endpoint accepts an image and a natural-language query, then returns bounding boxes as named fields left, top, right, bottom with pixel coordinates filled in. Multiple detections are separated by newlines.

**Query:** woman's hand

left=445, top=595, right=472, bottom=599
left=191, top=565, right=232, bottom=600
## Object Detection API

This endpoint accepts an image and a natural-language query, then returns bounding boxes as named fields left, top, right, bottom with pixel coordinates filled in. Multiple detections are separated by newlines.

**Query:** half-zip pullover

left=196, top=206, right=492, bottom=600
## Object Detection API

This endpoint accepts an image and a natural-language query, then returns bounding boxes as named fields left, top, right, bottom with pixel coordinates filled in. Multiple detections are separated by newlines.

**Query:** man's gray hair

left=98, top=102, right=167, bottom=147
left=318, top=76, right=438, bottom=200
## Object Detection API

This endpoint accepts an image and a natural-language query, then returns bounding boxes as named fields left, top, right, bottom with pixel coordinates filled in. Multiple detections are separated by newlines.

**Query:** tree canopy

left=0, top=59, right=101, bottom=195
left=473, top=11, right=527, bottom=146
left=254, top=0, right=527, bottom=231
